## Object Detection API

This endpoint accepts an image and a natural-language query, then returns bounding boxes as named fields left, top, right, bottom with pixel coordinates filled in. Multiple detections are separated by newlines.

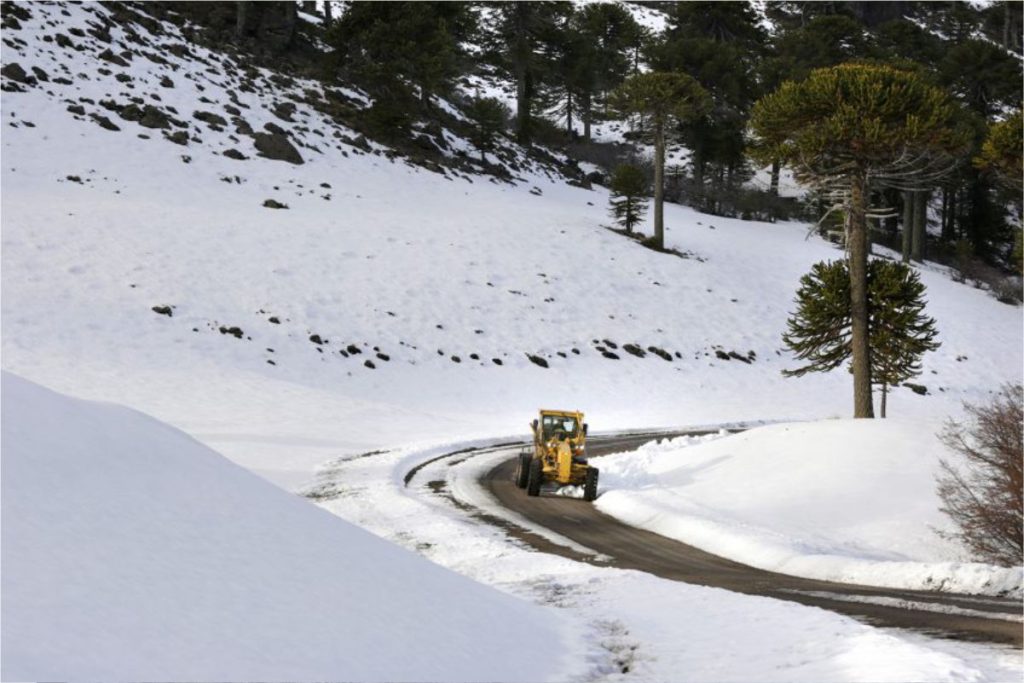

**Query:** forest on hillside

left=132, top=1, right=1024, bottom=287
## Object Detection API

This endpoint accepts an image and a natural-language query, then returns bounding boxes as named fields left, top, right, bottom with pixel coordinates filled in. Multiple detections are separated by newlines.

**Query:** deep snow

left=594, top=421, right=1023, bottom=597
left=0, top=371, right=580, bottom=682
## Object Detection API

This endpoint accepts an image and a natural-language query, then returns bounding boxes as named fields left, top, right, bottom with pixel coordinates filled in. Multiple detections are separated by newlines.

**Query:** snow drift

left=0, top=372, right=577, bottom=682
left=595, top=420, right=1023, bottom=597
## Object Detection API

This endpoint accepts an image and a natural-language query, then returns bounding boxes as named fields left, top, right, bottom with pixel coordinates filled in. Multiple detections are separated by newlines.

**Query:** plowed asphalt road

left=477, top=433, right=1023, bottom=647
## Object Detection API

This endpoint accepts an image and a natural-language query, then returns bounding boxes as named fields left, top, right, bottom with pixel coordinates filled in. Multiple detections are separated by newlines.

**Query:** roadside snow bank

left=0, top=372, right=576, bottom=682
left=595, top=420, right=1022, bottom=597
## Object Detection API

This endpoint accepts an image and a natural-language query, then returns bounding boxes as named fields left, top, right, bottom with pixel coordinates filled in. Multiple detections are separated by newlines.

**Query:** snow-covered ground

left=2, top=2, right=1021, bottom=680
left=595, top=421, right=1023, bottom=597
left=1, top=371, right=581, bottom=682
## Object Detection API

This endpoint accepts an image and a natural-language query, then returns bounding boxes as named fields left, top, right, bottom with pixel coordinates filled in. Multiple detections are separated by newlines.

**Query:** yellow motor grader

left=514, top=409, right=599, bottom=502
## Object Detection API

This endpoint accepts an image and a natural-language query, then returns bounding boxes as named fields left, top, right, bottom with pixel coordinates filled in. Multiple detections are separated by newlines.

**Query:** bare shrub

left=936, top=384, right=1023, bottom=566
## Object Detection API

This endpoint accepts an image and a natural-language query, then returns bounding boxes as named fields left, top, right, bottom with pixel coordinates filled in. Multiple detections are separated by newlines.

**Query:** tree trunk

left=565, top=90, right=573, bottom=138
left=513, top=5, right=531, bottom=145
left=901, top=190, right=913, bottom=262
left=302, top=1, right=316, bottom=14
left=769, top=159, right=780, bottom=196
left=880, top=382, right=887, bottom=418
left=849, top=176, right=875, bottom=418
left=236, top=1, right=249, bottom=38
left=582, top=93, right=592, bottom=142
left=324, top=1, right=332, bottom=26
left=912, top=190, right=928, bottom=261
left=653, top=120, right=665, bottom=250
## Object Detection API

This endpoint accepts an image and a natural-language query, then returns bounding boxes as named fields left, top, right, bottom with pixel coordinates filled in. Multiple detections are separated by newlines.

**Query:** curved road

left=475, top=433, right=1023, bottom=647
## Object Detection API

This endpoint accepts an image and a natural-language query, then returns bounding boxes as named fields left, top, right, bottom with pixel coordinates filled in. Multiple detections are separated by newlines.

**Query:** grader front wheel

left=514, top=452, right=531, bottom=489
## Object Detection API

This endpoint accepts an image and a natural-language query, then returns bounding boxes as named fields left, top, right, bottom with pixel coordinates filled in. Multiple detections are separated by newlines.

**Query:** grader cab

left=513, top=409, right=599, bottom=502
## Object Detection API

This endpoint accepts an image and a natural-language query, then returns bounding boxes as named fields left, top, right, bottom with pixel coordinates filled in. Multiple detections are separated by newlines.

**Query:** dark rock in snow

left=623, top=344, right=646, bottom=358
left=219, top=325, right=244, bottom=339
left=346, top=344, right=362, bottom=355
left=601, top=351, right=620, bottom=360
left=492, top=358, right=503, bottom=366
left=98, top=48, right=129, bottom=67
left=262, top=198, right=289, bottom=209
left=90, top=113, right=120, bottom=131
left=647, top=346, right=673, bottom=362
left=309, top=334, right=325, bottom=344
left=165, top=130, right=188, bottom=145
left=268, top=316, right=280, bottom=324
left=715, top=349, right=731, bottom=361
left=30, top=65, right=49, bottom=82
left=526, top=354, right=548, bottom=368
left=66, top=103, right=85, bottom=115
left=194, top=110, right=228, bottom=127
left=904, top=382, right=928, bottom=395
left=253, top=131, right=303, bottom=164
left=222, top=148, right=247, bottom=160
left=376, top=353, right=390, bottom=362
left=2, top=62, right=34, bottom=84
left=151, top=305, right=173, bottom=317
left=364, top=359, right=376, bottom=369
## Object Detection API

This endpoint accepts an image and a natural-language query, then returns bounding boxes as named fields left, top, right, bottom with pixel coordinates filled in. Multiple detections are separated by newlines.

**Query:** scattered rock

left=165, top=130, right=188, bottom=145
left=159, top=75, right=174, bottom=88
left=364, top=359, right=376, bottom=369
left=151, top=305, right=173, bottom=317
left=647, top=346, right=673, bottom=361
left=219, top=325, right=244, bottom=339
left=30, top=65, right=49, bottom=82
left=268, top=316, right=280, bottom=324
left=262, top=198, right=289, bottom=209
left=451, top=355, right=462, bottom=363
left=97, top=48, right=129, bottom=67
left=222, top=148, right=247, bottom=160
left=272, top=101, right=296, bottom=122
left=193, top=110, right=227, bottom=127
left=253, top=131, right=303, bottom=164
left=715, top=349, right=731, bottom=361
left=66, top=103, right=85, bottom=115
left=492, top=358, right=503, bottom=366
left=90, top=113, right=120, bottom=131
left=309, top=334, right=325, bottom=345
left=2, top=62, right=33, bottom=84
left=376, top=353, right=390, bottom=362
left=904, top=382, right=928, bottom=396
left=623, top=344, right=646, bottom=358
left=526, top=354, right=548, bottom=368
left=601, top=351, right=620, bottom=360
left=346, top=344, right=361, bottom=355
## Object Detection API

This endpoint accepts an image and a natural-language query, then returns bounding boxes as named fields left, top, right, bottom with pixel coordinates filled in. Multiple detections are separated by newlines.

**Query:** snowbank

left=0, top=372, right=578, bottom=681
left=595, top=420, right=1023, bottom=597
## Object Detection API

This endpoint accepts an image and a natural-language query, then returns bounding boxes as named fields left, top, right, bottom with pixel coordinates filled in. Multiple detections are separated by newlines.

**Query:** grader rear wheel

left=526, top=457, right=543, bottom=497
left=583, top=467, right=599, bottom=502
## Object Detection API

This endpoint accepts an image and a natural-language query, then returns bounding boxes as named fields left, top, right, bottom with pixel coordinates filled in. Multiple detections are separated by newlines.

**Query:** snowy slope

left=595, top=421, right=1023, bottom=596
left=2, top=2, right=1019, bottom=492
left=0, top=371, right=579, bottom=681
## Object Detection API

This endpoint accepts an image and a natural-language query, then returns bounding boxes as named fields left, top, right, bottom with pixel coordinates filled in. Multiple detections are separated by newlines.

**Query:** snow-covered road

left=306, top=432, right=1023, bottom=682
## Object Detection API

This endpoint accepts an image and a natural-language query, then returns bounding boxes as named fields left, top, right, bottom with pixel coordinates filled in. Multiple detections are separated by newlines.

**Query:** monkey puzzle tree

left=608, top=163, right=649, bottom=234
left=783, top=259, right=940, bottom=418
left=750, top=63, right=968, bottom=417
left=611, top=72, right=710, bottom=250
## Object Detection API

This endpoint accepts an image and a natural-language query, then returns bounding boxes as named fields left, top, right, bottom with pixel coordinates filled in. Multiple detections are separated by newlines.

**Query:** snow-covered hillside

left=0, top=371, right=578, bottom=681
left=2, top=1, right=1019, bottom=489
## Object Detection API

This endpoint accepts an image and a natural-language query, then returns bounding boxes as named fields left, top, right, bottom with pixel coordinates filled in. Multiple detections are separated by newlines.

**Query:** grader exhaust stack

left=513, top=409, right=599, bottom=502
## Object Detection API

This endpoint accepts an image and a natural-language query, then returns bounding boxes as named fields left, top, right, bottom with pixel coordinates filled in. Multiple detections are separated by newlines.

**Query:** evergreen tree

left=327, top=3, right=473, bottom=109
left=608, top=164, right=649, bottom=234
left=611, top=72, right=711, bottom=251
left=751, top=64, right=968, bottom=417
left=869, top=260, right=940, bottom=417
left=783, top=259, right=939, bottom=417
left=465, top=96, right=507, bottom=162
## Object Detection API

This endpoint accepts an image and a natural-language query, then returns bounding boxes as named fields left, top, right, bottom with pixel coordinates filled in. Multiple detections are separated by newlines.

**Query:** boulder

left=253, top=132, right=303, bottom=165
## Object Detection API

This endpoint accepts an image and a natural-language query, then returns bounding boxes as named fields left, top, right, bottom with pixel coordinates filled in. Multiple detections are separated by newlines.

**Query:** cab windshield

left=542, top=415, right=578, bottom=439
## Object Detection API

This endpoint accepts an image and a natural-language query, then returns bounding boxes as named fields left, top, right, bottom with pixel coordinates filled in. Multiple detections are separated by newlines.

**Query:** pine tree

left=610, top=72, right=711, bottom=251
left=783, top=259, right=940, bottom=417
left=750, top=63, right=968, bottom=417
left=608, top=164, right=649, bottom=234
left=465, top=97, right=507, bottom=162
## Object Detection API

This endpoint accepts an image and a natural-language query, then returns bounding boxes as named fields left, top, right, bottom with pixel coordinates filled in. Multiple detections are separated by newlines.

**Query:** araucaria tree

left=783, top=259, right=939, bottom=418
left=608, top=164, right=648, bottom=234
left=611, top=72, right=710, bottom=251
left=750, top=64, right=968, bottom=417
